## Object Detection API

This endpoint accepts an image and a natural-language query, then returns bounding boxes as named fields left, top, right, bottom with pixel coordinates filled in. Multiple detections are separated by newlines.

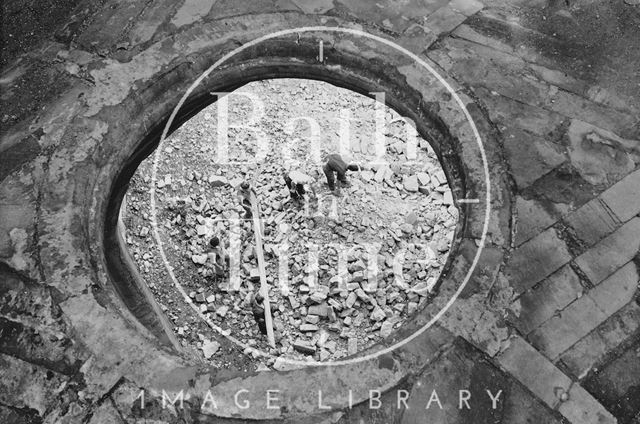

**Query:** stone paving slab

left=559, top=300, right=640, bottom=379
left=582, top=345, right=640, bottom=422
left=564, top=197, right=621, bottom=248
left=501, top=126, right=566, bottom=189
left=512, top=265, right=584, bottom=335
left=558, top=383, right=617, bottom=424
left=431, top=36, right=638, bottom=139
left=505, top=228, right=572, bottom=295
left=425, top=5, right=469, bottom=35
left=497, top=336, right=617, bottom=424
left=587, top=262, right=639, bottom=318
left=514, top=196, right=558, bottom=246
left=600, top=169, right=640, bottom=223
left=451, top=23, right=598, bottom=109
left=3, top=0, right=639, bottom=422
left=336, top=0, right=450, bottom=33
left=466, top=8, right=640, bottom=118
left=497, top=336, right=571, bottom=408
left=87, top=400, right=125, bottom=424
left=574, top=218, right=640, bottom=285
left=474, top=86, right=569, bottom=139
left=0, top=353, right=69, bottom=416
left=529, top=296, right=608, bottom=361
left=448, top=0, right=484, bottom=16
left=529, top=262, right=639, bottom=360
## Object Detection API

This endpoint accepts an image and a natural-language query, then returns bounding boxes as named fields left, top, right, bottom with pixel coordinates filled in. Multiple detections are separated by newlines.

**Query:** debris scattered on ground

left=124, top=79, right=457, bottom=369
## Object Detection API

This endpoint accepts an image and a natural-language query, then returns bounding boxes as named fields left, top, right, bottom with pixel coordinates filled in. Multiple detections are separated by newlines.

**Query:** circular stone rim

left=148, top=26, right=491, bottom=367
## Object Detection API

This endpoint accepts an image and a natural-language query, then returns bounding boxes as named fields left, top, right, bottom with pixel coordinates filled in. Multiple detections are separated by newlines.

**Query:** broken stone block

left=293, top=339, right=316, bottom=355
left=403, top=175, right=419, bottom=192
left=191, top=254, right=208, bottom=265
left=208, top=175, right=228, bottom=187
left=405, top=211, right=418, bottom=226
left=288, top=296, right=300, bottom=309
left=380, top=320, right=394, bottom=338
left=400, top=223, right=414, bottom=234
left=319, top=349, right=330, bottom=361
left=348, top=260, right=366, bottom=272
left=307, top=304, right=329, bottom=317
left=305, top=315, right=320, bottom=324
left=309, top=286, right=329, bottom=303
left=249, top=268, right=261, bottom=282
left=374, top=166, right=389, bottom=182
left=201, top=339, right=220, bottom=359
left=370, top=307, right=386, bottom=322
left=346, top=282, right=360, bottom=291
left=360, top=170, right=374, bottom=181
left=228, top=177, right=244, bottom=188
left=325, top=340, right=337, bottom=353
left=345, top=292, right=357, bottom=308
left=362, top=280, right=378, bottom=294
left=433, top=170, right=446, bottom=185
left=355, top=288, right=369, bottom=302
left=196, top=225, right=207, bottom=236
left=317, top=331, right=329, bottom=347
left=216, top=305, right=229, bottom=317
left=349, top=271, right=365, bottom=283
left=443, top=191, right=453, bottom=205
left=348, top=337, right=358, bottom=355
left=417, top=172, right=430, bottom=185
left=299, top=323, right=319, bottom=332
left=273, top=357, right=303, bottom=371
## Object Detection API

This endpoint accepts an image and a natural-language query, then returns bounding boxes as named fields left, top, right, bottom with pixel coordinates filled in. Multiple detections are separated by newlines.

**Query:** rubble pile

left=124, top=79, right=458, bottom=368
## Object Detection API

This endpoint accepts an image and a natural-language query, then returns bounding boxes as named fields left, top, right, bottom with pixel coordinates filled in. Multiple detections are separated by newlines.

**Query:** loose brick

left=529, top=262, right=639, bottom=359
left=600, top=169, right=640, bottom=222
left=497, top=336, right=571, bottom=408
left=574, top=217, right=640, bottom=285
left=560, top=301, right=640, bottom=379
left=564, top=198, right=620, bottom=247
left=505, top=228, right=572, bottom=295
left=514, top=265, right=583, bottom=335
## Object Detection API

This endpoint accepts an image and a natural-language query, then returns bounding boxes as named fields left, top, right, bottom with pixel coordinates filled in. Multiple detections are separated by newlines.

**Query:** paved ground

left=1, top=0, right=639, bottom=423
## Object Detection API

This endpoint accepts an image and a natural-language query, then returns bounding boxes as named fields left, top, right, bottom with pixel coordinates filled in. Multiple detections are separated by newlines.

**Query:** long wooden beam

left=249, top=190, right=276, bottom=348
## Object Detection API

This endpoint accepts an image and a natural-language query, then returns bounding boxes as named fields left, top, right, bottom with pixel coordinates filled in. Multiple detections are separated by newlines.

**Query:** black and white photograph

left=1, top=0, right=639, bottom=423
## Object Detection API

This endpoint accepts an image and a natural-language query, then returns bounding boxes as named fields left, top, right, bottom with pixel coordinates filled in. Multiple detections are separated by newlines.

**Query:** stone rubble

left=124, top=79, right=457, bottom=367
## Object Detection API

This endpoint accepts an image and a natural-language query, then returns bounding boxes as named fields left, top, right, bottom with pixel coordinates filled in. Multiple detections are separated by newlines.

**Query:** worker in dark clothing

left=207, top=236, right=229, bottom=277
left=283, top=171, right=305, bottom=202
left=251, top=291, right=267, bottom=335
left=322, top=154, right=360, bottom=192
left=237, top=181, right=253, bottom=219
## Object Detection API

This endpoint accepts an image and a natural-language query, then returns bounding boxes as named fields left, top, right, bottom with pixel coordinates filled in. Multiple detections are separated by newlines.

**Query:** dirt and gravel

left=122, top=78, right=458, bottom=371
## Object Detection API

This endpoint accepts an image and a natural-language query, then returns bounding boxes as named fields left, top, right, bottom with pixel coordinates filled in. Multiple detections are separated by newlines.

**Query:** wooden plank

left=249, top=190, right=276, bottom=348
